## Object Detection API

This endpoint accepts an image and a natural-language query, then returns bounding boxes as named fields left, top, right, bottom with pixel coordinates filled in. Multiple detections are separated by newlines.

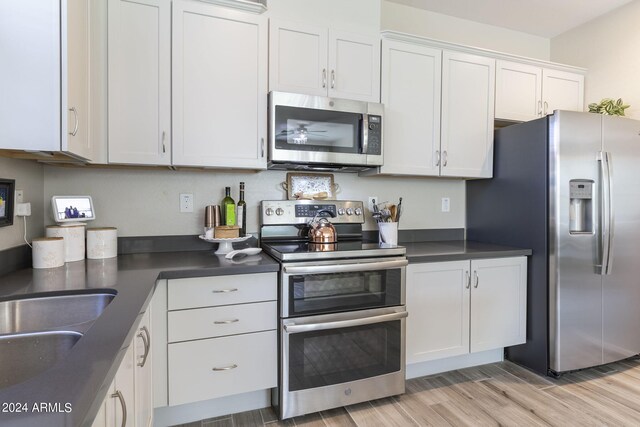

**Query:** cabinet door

left=441, top=51, right=495, bottom=178
left=470, top=257, right=527, bottom=353
left=495, top=61, right=542, bottom=122
left=406, top=261, right=470, bottom=363
left=135, top=309, right=153, bottom=427
left=379, top=40, right=441, bottom=176
left=0, top=1, right=61, bottom=152
left=172, top=1, right=267, bottom=168
left=269, top=20, right=328, bottom=96
left=542, top=69, right=585, bottom=114
left=108, top=0, right=171, bottom=165
left=328, top=30, right=380, bottom=102
left=64, top=0, right=91, bottom=160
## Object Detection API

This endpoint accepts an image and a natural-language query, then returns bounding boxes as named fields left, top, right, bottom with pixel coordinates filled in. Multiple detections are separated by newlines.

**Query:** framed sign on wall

left=0, top=179, right=15, bottom=227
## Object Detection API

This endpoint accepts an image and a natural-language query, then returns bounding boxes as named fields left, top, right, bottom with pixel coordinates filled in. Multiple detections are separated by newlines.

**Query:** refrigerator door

left=602, top=115, right=640, bottom=363
left=549, top=111, right=604, bottom=373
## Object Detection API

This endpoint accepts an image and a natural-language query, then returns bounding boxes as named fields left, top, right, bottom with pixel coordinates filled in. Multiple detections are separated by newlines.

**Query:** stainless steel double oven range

left=260, top=200, right=407, bottom=419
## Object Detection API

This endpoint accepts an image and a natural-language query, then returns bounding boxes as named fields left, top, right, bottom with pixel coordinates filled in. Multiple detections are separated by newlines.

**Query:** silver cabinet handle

left=111, top=390, right=127, bottom=427
left=465, top=270, right=470, bottom=289
left=283, top=259, right=407, bottom=275
left=69, top=107, right=78, bottom=136
left=322, top=69, right=327, bottom=88
left=435, top=150, right=441, bottom=166
left=284, top=310, right=408, bottom=334
left=473, top=271, right=479, bottom=288
left=161, top=130, right=166, bottom=154
left=261, top=137, right=265, bottom=158
left=543, top=101, right=548, bottom=115
left=137, top=326, right=150, bottom=367
left=214, top=319, right=239, bottom=324
left=213, top=364, right=238, bottom=371
left=442, top=150, right=448, bottom=167
left=331, top=69, right=335, bottom=89
left=538, top=100, right=542, bottom=116
left=212, top=288, right=238, bottom=293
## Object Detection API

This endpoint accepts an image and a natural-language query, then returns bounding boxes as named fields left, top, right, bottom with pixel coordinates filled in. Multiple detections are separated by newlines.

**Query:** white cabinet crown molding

left=193, top=0, right=266, bottom=14
left=380, top=30, right=586, bottom=75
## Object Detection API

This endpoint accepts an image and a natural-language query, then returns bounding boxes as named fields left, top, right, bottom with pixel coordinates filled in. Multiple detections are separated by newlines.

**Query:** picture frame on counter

left=0, top=178, right=15, bottom=227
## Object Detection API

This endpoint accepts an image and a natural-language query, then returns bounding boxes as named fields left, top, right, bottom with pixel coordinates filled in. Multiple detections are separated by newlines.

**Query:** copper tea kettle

left=308, top=209, right=337, bottom=244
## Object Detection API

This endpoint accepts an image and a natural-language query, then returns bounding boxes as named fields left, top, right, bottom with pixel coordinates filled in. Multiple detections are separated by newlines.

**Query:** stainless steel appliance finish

left=467, top=111, right=640, bottom=376
left=261, top=199, right=407, bottom=419
left=268, top=91, right=384, bottom=171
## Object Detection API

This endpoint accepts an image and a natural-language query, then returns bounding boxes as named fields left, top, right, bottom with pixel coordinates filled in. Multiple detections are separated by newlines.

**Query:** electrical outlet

left=15, top=190, right=23, bottom=203
left=179, top=193, right=194, bottom=213
left=16, top=202, right=31, bottom=217
left=368, top=196, right=378, bottom=212
left=441, top=197, right=450, bottom=213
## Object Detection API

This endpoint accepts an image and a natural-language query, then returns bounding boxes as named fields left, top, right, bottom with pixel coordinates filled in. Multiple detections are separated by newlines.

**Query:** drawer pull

left=212, top=288, right=238, bottom=293
left=212, top=364, right=238, bottom=371
left=214, top=319, right=239, bottom=324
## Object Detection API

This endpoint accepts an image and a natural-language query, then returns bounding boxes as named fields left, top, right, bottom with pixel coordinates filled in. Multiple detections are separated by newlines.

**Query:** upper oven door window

left=284, top=262, right=404, bottom=317
left=274, top=106, right=362, bottom=154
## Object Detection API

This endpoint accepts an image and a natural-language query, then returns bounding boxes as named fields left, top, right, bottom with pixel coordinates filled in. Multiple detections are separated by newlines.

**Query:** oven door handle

left=283, top=310, right=408, bottom=334
left=282, top=259, right=408, bottom=275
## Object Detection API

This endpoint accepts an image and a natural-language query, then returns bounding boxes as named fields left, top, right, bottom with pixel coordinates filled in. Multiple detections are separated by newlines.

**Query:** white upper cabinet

left=378, top=40, right=441, bottom=176
left=172, top=0, right=267, bottom=169
left=440, top=51, right=495, bottom=179
left=0, top=0, right=93, bottom=161
left=108, top=0, right=171, bottom=165
left=542, top=68, right=585, bottom=114
left=495, top=60, right=585, bottom=122
left=269, top=20, right=380, bottom=102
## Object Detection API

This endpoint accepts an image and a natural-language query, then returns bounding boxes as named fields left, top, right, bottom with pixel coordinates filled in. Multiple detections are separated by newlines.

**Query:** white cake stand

left=199, top=235, right=252, bottom=255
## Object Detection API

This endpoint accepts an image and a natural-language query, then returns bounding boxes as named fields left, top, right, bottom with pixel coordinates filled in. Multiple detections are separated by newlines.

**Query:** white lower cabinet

left=406, top=257, right=527, bottom=364
left=92, top=309, right=152, bottom=427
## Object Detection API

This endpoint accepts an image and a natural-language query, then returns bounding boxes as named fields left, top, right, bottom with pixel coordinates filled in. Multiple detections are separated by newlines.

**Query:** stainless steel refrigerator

left=467, top=110, right=640, bottom=376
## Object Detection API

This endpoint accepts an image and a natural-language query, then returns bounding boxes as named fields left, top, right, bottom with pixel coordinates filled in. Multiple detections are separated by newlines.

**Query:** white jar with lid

left=87, top=227, right=118, bottom=259
left=32, top=237, right=65, bottom=269
left=46, top=224, right=85, bottom=262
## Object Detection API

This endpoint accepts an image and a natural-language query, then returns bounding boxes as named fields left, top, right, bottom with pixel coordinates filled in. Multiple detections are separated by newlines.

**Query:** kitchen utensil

left=307, top=209, right=337, bottom=243
left=396, top=197, right=403, bottom=224
left=225, top=247, right=262, bottom=260
left=390, top=205, right=397, bottom=222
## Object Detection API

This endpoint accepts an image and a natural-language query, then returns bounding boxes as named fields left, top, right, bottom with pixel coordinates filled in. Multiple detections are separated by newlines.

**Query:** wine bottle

left=222, top=187, right=236, bottom=226
left=237, top=182, right=247, bottom=236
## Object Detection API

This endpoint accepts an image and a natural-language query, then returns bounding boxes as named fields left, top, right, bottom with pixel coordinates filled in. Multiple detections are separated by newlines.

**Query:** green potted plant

left=588, top=98, right=630, bottom=116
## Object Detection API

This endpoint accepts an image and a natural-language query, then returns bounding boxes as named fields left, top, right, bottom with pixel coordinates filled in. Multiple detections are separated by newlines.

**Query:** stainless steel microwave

left=268, top=91, right=383, bottom=172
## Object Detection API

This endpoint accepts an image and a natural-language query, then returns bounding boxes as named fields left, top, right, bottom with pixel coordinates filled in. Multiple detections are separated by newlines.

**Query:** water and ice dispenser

left=569, top=180, right=594, bottom=234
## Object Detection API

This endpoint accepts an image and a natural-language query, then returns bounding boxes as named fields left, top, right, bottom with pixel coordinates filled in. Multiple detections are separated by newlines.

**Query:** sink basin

left=0, top=331, right=82, bottom=389
left=0, top=292, right=115, bottom=335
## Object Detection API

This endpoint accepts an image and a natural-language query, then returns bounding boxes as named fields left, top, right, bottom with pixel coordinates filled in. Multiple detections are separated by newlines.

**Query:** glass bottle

left=222, top=187, right=235, bottom=226
left=237, top=182, right=247, bottom=236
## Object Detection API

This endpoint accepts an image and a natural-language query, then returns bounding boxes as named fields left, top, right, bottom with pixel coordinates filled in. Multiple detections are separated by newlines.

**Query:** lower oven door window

left=284, top=310, right=404, bottom=392
left=284, top=263, right=404, bottom=317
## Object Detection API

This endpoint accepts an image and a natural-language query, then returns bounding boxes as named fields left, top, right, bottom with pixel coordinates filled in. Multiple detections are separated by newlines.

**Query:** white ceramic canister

left=86, top=227, right=118, bottom=259
left=32, top=237, right=65, bottom=269
left=46, top=224, right=86, bottom=262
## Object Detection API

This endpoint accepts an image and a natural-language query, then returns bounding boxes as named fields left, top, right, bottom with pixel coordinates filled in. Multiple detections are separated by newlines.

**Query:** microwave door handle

left=284, top=311, right=408, bottom=334
left=361, top=114, right=369, bottom=154
left=282, top=259, right=408, bottom=275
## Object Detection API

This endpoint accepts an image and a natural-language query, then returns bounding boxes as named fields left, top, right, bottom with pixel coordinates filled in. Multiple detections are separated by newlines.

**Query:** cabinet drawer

left=168, top=330, right=277, bottom=405
left=168, top=301, right=277, bottom=342
left=168, top=272, right=277, bottom=310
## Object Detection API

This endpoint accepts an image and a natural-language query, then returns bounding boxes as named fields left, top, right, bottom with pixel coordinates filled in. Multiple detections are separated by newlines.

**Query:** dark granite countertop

left=403, top=240, right=532, bottom=263
left=0, top=250, right=279, bottom=427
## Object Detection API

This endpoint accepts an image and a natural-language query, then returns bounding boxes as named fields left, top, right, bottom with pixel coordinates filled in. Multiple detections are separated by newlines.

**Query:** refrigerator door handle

left=605, top=152, right=614, bottom=274
left=598, top=151, right=612, bottom=275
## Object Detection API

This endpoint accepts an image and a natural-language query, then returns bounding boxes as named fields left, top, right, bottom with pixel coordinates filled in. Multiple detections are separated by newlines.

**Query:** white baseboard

left=153, top=389, right=271, bottom=427
left=406, top=348, right=504, bottom=379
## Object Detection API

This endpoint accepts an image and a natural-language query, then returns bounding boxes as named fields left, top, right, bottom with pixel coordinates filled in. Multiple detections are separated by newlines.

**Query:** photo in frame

left=0, top=179, right=15, bottom=227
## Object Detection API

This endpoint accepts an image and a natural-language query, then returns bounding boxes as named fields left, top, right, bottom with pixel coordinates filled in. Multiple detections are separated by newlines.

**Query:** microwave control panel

left=366, top=115, right=382, bottom=155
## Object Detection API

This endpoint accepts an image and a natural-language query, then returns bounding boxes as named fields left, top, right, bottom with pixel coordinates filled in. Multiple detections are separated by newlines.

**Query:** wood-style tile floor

left=173, top=357, right=640, bottom=426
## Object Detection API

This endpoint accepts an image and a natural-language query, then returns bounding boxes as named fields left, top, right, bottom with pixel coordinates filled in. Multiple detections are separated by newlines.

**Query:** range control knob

left=346, top=208, right=354, bottom=216
left=354, top=207, right=363, bottom=216
left=337, top=208, right=345, bottom=215
left=265, top=208, right=274, bottom=216
left=276, top=208, right=284, bottom=216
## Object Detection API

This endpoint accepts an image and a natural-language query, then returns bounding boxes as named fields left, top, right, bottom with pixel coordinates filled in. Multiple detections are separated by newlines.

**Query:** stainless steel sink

left=0, top=292, right=115, bottom=335
left=0, top=331, right=82, bottom=389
